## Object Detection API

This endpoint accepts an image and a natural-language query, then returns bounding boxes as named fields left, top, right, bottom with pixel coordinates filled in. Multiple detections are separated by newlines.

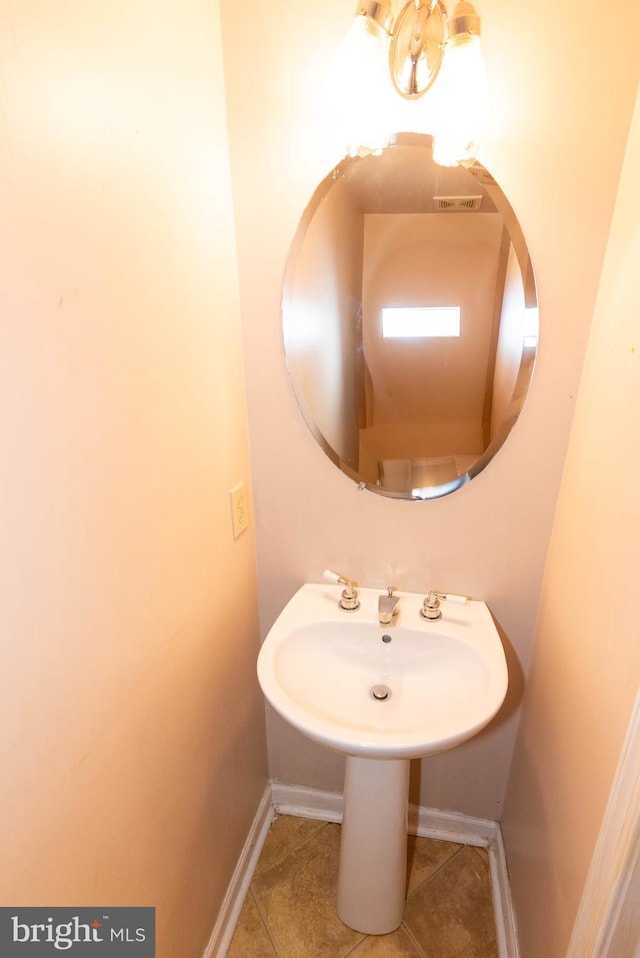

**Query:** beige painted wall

left=502, top=83, right=640, bottom=958
left=0, top=2, right=267, bottom=956
left=220, top=0, right=640, bottom=819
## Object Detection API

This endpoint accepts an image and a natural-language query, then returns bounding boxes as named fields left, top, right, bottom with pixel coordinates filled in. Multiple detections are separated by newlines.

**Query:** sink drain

left=370, top=684, right=392, bottom=702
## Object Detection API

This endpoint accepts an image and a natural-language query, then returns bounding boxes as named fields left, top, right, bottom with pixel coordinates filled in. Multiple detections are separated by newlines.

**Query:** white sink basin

left=258, top=583, right=508, bottom=760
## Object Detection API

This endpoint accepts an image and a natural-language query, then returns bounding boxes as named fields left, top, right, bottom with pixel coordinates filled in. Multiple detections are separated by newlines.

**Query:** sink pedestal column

left=337, top=756, right=410, bottom=934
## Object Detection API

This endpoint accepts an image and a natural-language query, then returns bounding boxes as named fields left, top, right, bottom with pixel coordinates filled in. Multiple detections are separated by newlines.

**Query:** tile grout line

left=401, top=847, right=467, bottom=958
left=246, top=887, right=285, bottom=958
left=255, top=817, right=331, bottom=878
left=340, top=931, right=370, bottom=958
left=401, top=920, right=429, bottom=958
left=405, top=843, right=465, bottom=905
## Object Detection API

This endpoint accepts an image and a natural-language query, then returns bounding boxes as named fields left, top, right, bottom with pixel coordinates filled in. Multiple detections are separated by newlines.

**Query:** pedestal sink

left=257, top=582, right=508, bottom=934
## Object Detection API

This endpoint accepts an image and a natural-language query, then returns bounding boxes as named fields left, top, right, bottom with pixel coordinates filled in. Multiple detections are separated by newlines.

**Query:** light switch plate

left=230, top=481, right=250, bottom=539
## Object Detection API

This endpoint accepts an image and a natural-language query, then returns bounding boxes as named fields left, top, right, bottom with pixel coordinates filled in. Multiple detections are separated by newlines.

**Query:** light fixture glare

left=327, top=4, right=395, bottom=156
left=431, top=1, right=488, bottom=166
left=328, top=0, right=489, bottom=163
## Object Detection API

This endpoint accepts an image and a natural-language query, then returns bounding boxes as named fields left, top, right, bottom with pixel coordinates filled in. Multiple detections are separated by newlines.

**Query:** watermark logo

left=0, top=908, right=155, bottom=956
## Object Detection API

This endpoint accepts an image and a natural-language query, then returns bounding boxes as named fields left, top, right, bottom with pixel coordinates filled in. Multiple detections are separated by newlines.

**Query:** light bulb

left=325, top=11, right=394, bottom=156
left=431, top=2, right=489, bottom=166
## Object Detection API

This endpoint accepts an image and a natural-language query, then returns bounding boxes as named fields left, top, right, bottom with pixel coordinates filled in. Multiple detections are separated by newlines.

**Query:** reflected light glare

left=411, top=476, right=469, bottom=499
left=523, top=306, right=539, bottom=347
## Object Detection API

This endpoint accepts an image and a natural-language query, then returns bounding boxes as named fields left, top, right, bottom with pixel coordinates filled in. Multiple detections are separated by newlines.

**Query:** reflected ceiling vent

left=433, top=195, right=483, bottom=211
left=467, top=164, right=497, bottom=186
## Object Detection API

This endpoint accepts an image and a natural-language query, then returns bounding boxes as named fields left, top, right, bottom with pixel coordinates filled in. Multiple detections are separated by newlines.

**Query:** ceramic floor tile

left=473, top=846, right=490, bottom=866
left=346, top=923, right=425, bottom=957
left=226, top=891, right=278, bottom=958
left=229, top=817, right=498, bottom=958
left=251, top=822, right=366, bottom=958
left=404, top=846, right=498, bottom=958
left=406, top=834, right=462, bottom=897
left=256, top=814, right=327, bottom=874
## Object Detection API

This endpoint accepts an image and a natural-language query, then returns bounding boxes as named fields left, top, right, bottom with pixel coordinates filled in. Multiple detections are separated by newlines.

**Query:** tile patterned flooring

left=227, top=815, right=498, bottom=958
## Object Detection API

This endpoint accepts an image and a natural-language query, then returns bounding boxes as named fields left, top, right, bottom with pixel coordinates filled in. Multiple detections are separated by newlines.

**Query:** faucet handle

left=421, top=590, right=445, bottom=620
left=324, top=569, right=360, bottom=611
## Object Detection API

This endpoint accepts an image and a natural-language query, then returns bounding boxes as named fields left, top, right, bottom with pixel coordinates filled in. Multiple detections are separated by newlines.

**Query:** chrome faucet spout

left=378, top=589, right=400, bottom=625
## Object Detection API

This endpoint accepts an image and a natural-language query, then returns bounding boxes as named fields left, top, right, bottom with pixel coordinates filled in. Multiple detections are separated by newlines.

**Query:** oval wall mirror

left=282, top=133, right=538, bottom=499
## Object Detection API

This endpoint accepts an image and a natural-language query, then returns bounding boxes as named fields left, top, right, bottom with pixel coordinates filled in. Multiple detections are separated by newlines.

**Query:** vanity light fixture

left=339, top=0, right=488, bottom=165
left=388, top=0, right=448, bottom=100
left=330, top=1, right=396, bottom=155
left=431, top=0, right=489, bottom=166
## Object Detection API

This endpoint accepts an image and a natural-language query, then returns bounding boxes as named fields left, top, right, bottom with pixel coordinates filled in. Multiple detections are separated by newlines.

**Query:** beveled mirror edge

left=282, top=133, right=539, bottom=500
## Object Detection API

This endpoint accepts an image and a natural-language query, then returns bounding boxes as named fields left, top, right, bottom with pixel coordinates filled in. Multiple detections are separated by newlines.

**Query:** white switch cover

left=230, top=481, right=250, bottom=539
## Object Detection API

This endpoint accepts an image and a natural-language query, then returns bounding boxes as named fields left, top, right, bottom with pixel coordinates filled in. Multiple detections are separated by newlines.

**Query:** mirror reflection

left=282, top=134, right=538, bottom=499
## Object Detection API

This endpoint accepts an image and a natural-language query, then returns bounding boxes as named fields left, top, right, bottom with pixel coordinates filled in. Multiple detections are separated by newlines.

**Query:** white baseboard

left=409, top=801, right=499, bottom=846
left=203, top=785, right=274, bottom=958
left=488, top=823, right=520, bottom=958
left=270, top=780, right=343, bottom=823
left=208, top=781, right=520, bottom=958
